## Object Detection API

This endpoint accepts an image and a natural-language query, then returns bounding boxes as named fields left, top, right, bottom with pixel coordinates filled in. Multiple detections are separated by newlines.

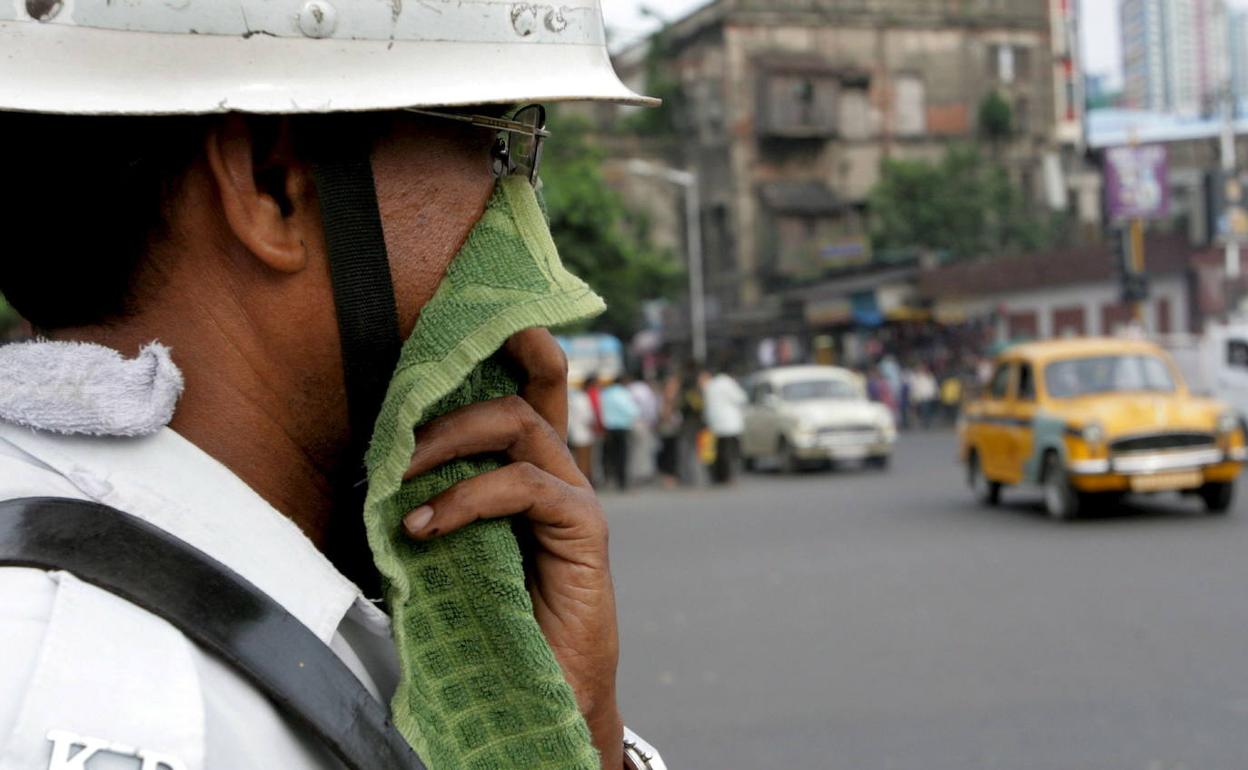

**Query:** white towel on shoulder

left=0, top=340, right=183, bottom=437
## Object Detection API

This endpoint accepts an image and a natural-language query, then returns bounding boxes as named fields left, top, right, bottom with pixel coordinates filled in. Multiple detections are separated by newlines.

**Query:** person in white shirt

left=626, top=378, right=660, bottom=483
left=0, top=3, right=665, bottom=769
left=700, top=369, right=748, bottom=485
left=568, top=381, right=600, bottom=485
left=910, top=364, right=940, bottom=430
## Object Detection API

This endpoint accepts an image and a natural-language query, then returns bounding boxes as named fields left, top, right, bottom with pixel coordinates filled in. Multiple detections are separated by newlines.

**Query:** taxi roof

left=1001, top=337, right=1165, bottom=364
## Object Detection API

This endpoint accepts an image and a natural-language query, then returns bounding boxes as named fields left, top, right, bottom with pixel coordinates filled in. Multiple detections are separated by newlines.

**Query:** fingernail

left=404, top=506, right=434, bottom=536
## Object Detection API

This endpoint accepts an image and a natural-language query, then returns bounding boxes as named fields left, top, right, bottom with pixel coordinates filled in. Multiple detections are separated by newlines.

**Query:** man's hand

left=400, top=328, right=624, bottom=770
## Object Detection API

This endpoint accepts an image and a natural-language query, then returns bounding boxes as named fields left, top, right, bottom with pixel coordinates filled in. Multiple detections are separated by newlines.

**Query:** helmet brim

left=0, top=23, right=659, bottom=115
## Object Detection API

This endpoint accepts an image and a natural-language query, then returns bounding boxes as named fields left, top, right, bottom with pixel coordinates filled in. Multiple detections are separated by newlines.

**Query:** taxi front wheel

left=1042, top=452, right=1081, bottom=521
left=1200, top=482, right=1235, bottom=515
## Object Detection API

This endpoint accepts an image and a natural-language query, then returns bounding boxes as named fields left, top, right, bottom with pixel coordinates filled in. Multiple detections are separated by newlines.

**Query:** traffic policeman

left=0, top=2, right=665, bottom=768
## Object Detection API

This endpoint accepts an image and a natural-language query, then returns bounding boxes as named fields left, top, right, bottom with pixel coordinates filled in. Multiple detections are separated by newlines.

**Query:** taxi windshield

left=1044, top=354, right=1177, bottom=399
left=781, top=379, right=859, bottom=401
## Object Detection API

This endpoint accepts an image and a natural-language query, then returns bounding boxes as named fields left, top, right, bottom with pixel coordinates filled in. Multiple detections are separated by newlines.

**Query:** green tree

left=978, top=91, right=1013, bottom=141
left=619, top=16, right=684, bottom=137
left=541, top=110, right=683, bottom=337
left=869, top=145, right=1052, bottom=259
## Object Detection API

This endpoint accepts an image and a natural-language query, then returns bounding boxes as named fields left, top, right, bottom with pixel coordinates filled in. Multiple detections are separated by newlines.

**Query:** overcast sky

left=603, top=0, right=1248, bottom=86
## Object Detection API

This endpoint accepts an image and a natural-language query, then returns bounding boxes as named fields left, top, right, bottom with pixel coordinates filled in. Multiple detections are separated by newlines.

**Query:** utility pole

left=1129, top=217, right=1146, bottom=323
left=626, top=159, right=707, bottom=365
left=1222, top=86, right=1242, bottom=280
left=1127, top=130, right=1148, bottom=325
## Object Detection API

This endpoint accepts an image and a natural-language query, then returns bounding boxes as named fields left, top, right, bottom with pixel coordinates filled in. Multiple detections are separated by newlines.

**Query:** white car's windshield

left=1045, top=355, right=1176, bottom=398
left=781, top=379, right=859, bottom=401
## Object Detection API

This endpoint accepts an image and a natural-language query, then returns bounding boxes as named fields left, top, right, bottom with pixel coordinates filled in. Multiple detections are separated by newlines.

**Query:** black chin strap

left=312, top=146, right=402, bottom=458
left=312, top=136, right=402, bottom=596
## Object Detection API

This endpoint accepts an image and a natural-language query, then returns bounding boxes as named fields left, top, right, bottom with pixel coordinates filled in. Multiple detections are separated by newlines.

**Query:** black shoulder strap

left=0, top=497, right=425, bottom=770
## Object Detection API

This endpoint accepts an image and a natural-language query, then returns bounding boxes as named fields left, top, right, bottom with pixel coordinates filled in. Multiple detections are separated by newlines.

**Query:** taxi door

left=976, top=362, right=1015, bottom=480
left=1001, top=361, right=1038, bottom=485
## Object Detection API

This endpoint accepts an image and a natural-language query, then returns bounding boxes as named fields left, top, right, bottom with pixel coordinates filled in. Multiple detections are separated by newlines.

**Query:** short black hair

left=0, top=112, right=211, bottom=330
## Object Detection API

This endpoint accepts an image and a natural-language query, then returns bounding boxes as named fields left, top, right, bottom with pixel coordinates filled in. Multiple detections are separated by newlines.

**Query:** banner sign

left=1105, top=144, right=1170, bottom=222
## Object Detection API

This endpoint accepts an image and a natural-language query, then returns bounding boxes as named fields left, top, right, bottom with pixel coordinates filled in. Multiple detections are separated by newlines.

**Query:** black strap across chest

left=0, top=497, right=425, bottom=770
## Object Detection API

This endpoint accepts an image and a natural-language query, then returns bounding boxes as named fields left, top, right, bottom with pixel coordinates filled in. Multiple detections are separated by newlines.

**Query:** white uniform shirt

left=0, top=413, right=400, bottom=769
left=702, top=374, right=747, bottom=438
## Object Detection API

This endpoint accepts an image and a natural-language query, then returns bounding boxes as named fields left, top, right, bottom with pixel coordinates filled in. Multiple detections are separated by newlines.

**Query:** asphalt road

left=607, top=430, right=1248, bottom=770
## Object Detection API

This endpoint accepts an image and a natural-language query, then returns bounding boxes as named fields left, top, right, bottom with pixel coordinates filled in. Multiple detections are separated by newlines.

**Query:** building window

left=1015, top=96, right=1031, bottom=134
left=1101, top=303, right=1134, bottom=336
left=893, top=74, right=927, bottom=137
left=1006, top=311, right=1038, bottom=340
left=770, top=215, right=869, bottom=278
left=1228, top=340, right=1248, bottom=369
left=758, top=72, right=839, bottom=138
left=839, top=81, right=874, bottom=139
left=988, top=44, right=1033, bottom=84
left=1015, top=47, right=1032, bottom=80
left=1156, top=297, right=1172, bottom=334
left=708, top=204, right=734, bottom=272
left=1052, top=306, right=1086, bottom=337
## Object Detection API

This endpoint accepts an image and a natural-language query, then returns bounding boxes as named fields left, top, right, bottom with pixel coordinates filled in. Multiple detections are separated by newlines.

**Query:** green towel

left=363, top=176, right=607, bottom=770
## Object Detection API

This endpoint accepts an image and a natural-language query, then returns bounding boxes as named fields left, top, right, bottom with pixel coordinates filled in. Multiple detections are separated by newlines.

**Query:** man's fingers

left=402, top=463, right=607, bottom=562
left=503, top=328, right=569, bottom=442
left=405, top=395, right=586, bottom=487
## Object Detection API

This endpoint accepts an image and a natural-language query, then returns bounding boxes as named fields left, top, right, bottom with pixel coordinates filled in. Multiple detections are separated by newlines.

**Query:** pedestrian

left=679, top=373, right=707, bottom=485
left=568, top=380, right=598, bottom=485
left=867, top=366, right=896, bottom=414
left=600, top=375, right=640, bottom=491
left=584, top=371, right=606, bottom=436
left=0, top=5, right=665, bottom=770
left=656, top=371, right=684, bottom=488
left=701, top=368, right=748, bottom=485
left=911, top=364, right=940, bottom=429
left=941, top=370, right=965, bottom=425
left=899, top=364, right=914, bottom=431
left=628, top=374, right=660, bottom=484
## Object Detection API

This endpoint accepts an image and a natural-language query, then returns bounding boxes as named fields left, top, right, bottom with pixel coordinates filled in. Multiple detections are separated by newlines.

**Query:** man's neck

left=53, top=318, right=346, bottom=551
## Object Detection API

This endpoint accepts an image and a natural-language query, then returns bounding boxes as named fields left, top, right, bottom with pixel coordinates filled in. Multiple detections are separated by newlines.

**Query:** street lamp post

left=625, top=159, right=708, bottom=366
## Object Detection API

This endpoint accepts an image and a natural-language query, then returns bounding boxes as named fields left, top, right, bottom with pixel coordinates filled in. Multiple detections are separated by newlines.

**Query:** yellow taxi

left=959, top=337, right=1246, bottom=519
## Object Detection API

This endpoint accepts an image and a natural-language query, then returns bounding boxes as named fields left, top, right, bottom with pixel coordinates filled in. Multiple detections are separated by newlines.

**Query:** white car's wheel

left=778, top=438, right=800, bottom=474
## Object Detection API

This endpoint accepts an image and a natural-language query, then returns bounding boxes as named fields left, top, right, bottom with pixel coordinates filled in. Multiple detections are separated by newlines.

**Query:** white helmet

left=0, top=0, right=655, bottom=115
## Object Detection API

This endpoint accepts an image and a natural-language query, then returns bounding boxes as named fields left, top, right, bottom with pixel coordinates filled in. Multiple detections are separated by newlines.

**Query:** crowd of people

left=863, top=355, right=976, bottom=431
left=566, top=349, right=990, bottom=492
left=567, top=368, right=749, bottom=491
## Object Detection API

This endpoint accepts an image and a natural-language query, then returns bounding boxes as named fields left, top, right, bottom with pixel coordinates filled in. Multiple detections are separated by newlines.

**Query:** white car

left=742, top=366, right=897, bottom=472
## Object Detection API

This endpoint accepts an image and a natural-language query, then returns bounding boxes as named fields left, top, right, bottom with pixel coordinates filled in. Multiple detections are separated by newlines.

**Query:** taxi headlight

left=1081, top=422, right=1105, bottom=446
left=1218, top=412, right=1241, bottom=436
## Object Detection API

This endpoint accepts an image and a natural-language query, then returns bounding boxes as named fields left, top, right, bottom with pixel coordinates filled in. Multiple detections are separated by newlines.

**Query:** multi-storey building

left=605, top=0, right=1061, bottom=356
left=1122, top=0, right=1228, bottom=116
left=1230, top=9, right=1248, bottom=113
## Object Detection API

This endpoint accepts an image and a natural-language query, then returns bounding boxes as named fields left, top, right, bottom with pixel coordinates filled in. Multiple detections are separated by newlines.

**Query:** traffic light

left=1122, top=272, right=1150, bottom=303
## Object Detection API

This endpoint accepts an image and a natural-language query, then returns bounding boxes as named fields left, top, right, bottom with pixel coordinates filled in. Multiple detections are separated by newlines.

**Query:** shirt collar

left=0, top=340, right=378, bottom=642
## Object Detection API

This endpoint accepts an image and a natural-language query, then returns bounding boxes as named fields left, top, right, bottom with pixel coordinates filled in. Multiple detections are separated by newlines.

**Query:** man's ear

left=204, top=114, right=316, bottom=274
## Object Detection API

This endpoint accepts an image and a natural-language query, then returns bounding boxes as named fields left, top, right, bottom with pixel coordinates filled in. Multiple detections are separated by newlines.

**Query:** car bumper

left=1068, top=448, right=1245, bottom=492
left=793, top=439, right=894, bottom=461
